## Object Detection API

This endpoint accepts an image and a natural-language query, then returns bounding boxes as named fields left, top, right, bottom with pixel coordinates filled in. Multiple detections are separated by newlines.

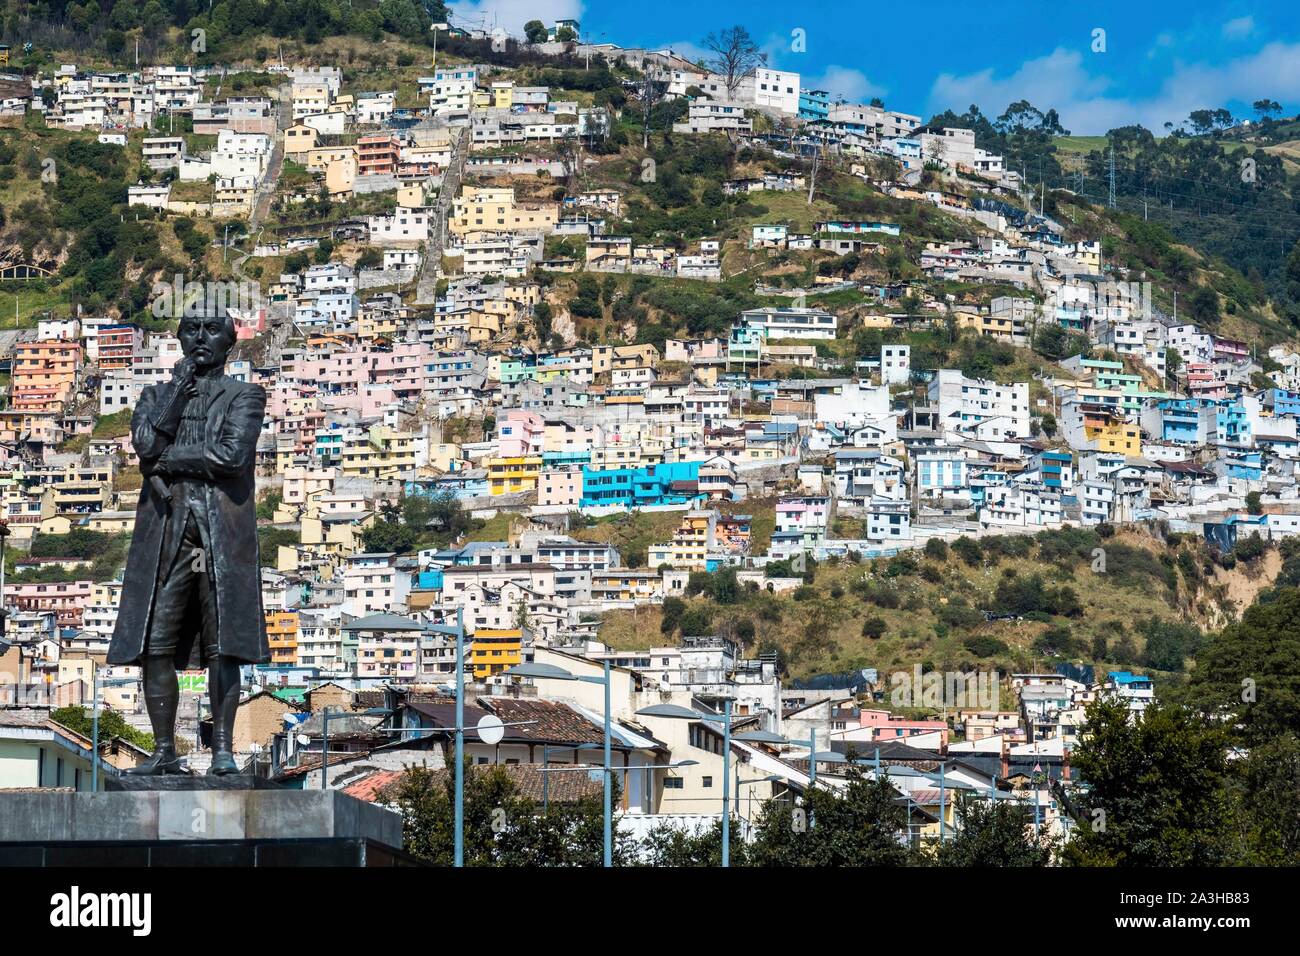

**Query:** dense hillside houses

left=1, top=12, right=1299, bottom=876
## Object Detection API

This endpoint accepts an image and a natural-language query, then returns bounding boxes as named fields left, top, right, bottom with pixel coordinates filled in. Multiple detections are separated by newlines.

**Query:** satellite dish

left=297, top=733, right=311, bottom=746
left=476, top=714, right=504, bottom=746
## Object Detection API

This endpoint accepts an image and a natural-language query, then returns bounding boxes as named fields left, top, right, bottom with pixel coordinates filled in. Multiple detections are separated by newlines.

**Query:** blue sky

left=446, top=0, right=1300, bottom=134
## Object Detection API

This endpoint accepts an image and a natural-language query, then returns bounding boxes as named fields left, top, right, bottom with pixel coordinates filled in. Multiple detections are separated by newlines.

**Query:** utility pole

left=807, top=144, right=820, bottom=206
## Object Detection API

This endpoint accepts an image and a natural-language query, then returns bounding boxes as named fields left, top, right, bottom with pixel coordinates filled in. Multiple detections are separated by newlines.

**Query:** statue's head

left=178, top=313, right=237, bottom=372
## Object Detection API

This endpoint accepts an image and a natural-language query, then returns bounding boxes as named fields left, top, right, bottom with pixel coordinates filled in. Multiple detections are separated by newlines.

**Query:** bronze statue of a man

left=107, top=313, right=269, bottom=775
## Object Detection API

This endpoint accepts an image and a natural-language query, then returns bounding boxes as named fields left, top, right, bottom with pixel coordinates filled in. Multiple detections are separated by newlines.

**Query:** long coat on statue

left=106, top=375, right=271, bottom=669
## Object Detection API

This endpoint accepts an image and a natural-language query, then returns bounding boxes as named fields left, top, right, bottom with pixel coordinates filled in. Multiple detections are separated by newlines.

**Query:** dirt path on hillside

left=1202, top=548, right=1283, bottom=626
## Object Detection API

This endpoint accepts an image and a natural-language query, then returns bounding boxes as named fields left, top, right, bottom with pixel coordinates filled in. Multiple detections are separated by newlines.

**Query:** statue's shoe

left=208, top=752, right=239, bottom=776
left=124, top=749, right=184, bottom=775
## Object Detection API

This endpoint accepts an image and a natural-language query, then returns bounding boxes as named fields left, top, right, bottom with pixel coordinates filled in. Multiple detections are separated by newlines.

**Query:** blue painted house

left=798, top=88, right=830, bottom=121
left=1265, top=388, right=1300, bottom=417
left=580, top=460, right=703, bottom=508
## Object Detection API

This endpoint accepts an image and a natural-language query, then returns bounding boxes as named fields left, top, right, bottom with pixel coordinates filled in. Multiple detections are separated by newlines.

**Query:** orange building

left=265, top=610, right=300, bottom=666
left=468, top=628, right=523, bottom=680
left=11, top=340, right=82, bottom=411
left=356, top=133, right=400, bottom=177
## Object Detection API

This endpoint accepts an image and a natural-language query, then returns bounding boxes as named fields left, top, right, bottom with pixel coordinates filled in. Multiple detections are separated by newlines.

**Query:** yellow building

left=1087, top=420, right=1141, bottom=456
left=283, top=123, right=319, bottom=159
left=592, top=343, right=659, bottom=376
left=432, top=309, right=502, bottom=344
left=358, top=310, right=401, bottom=341
left=469, top=628, right=523, bottom=679
left=1077, top=406, right=1142, bottom=456
left=341, top=425, right=418, bottom=478
left=648, top=510, right=716, bottom=570
left=587, top=445, right=647, bottom=470
left=486, top=455, right=542, bottom=495
left=305, top=145, right=355, bottom=174
left=324, top=153, right=358, bottom=198
left=427, top=442, right=465, bottom=472
left=491, top=80, right=514, bottom=108
left=955, top=310, right=1020, bottom=342
left=265, top=610, right=299, bottom=666
left=450, top=186, right=558, bottom=238
left=591, top=570, right=661, bottom=603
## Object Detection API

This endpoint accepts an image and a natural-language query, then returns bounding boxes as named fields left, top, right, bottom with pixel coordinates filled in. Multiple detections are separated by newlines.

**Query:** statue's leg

left=124, top=531, right=191, bottom=776
left=123, top=655, right=183, bottom=775
left=199, top=557, right=242, bottom=776
left=207, top=656, right=241, bottom=775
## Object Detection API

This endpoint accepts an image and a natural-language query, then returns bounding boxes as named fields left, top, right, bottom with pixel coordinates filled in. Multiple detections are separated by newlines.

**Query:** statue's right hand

left=172, top=358, right=199, bottom=399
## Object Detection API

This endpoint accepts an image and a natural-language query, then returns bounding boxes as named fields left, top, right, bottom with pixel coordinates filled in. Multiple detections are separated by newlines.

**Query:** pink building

left=1212, top=336, right=1249, bottom=362
left=1186, top=363, right=1227, bottom=400
left=852, top=708, right=950, bottom=746
left=497, top=409, right=545, bottom=457
left=538, top=466, right=583, bottom=508
left=372, top=342, right=428, bottom=398
left=10, top=580, right=94, bottom=628
left=233, top=309, right=266, bottom=340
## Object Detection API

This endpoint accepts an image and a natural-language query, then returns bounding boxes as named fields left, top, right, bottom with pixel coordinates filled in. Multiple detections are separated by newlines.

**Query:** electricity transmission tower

left=1108, top=147, right=1116, bottom=209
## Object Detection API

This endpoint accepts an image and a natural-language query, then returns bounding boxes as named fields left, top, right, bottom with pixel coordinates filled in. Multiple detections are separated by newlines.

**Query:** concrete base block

left=0, top=789, right=402, bottom=851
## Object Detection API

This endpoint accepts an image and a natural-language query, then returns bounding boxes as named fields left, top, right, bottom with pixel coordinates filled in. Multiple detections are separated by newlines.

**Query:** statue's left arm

left=155, top=385, right=266, bottom=482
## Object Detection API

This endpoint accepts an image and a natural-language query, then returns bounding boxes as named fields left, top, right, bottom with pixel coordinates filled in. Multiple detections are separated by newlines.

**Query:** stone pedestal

left=105, top=773, right=279, bottom=792
left=0, top=787, right=408, bottom=866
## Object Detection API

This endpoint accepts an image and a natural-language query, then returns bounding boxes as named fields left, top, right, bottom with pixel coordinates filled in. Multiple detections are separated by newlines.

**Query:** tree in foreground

left=384, top=760, right=632, bottom=866
left=748, top=767, right=918, bottom=866
left=936, top=793, right=1055, bottom=866
left=1062, top=697, right=1239, bottom=866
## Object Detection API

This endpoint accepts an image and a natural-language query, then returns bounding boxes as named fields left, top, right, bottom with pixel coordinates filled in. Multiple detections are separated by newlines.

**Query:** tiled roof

left=482, top=697, right=604, bottom=745
left=342, top=769, right=403, bottom=802
left=0, top=709, right=52, bottom=728
left=404, top=699, right=492, bottom=741
left=359, top=763, right=603, bottom=805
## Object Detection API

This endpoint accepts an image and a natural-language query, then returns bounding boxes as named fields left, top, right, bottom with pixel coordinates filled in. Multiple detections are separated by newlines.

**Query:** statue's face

left=178, top=316, right=235, bottom=371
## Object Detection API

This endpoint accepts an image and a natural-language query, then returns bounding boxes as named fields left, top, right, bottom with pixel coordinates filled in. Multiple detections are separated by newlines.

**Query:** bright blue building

left=798, top=88, right=830, bottom=121
left=1216, top=400, right=1251, bottom=445
left=1266, top=388, right=1300, bottom=417
left=580, top=460, right=702, bottom=508
left=1223, top=450, right=1263, bottom=480
left=1033, top=450, right=1073, bottom=490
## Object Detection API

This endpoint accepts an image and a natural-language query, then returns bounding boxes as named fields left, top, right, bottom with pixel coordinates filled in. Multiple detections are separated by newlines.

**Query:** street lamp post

left=736, top=773, right=782, bottom=821
left=939, top=760, right=947, bottom=844
left=636, top=701, right=739, bottom=866
left=454, top=607, right=464, bottom=866
left=506, top=658, right=614, bottom=866
left=425, top=609, right=467, bottom=865
left=0, top=519, right=9, bottom=642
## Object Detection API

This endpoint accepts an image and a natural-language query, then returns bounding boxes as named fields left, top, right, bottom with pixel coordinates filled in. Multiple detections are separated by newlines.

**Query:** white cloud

left=1147, top=32, right=1175, bottom=60
left=446, top=0, right=583, bottom=36
left=928, top=42, right=1300, bottom=135
left=805, top=65, right=887, bottom=105
left=1222, top=16, right=1255, bottom=40
left=929, top=48, right=1111, bottom=129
